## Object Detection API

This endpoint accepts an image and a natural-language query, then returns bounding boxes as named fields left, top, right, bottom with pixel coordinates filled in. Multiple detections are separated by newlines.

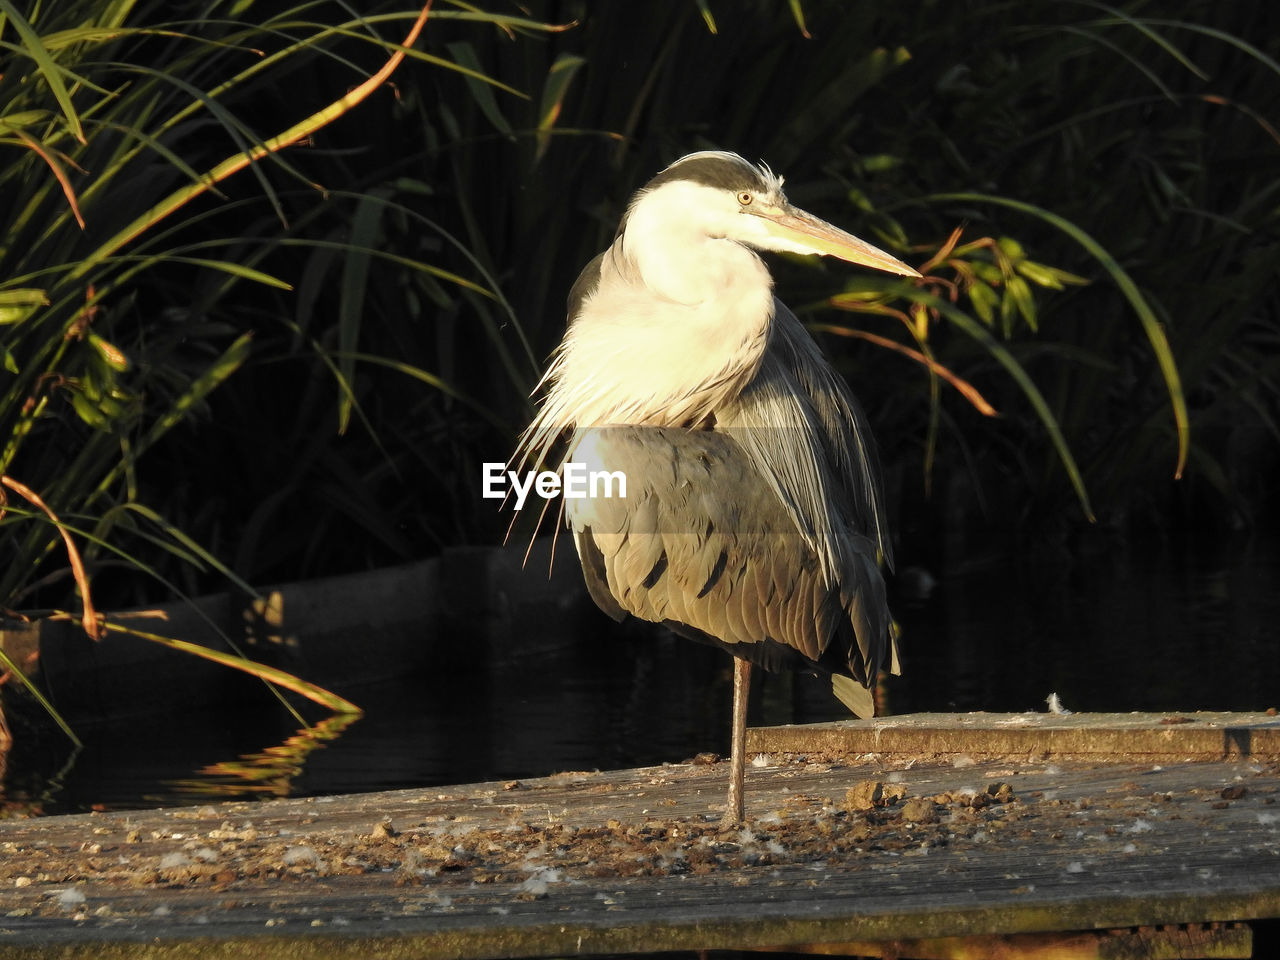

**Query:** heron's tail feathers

left=832, top=673, right=875, bottom=719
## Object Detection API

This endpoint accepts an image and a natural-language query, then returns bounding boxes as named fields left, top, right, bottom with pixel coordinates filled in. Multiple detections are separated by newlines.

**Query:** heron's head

left=627, top=151, right=921, bottom=279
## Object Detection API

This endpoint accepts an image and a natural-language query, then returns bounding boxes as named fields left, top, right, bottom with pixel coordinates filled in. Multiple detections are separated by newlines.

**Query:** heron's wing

left=775, top=301, right=894, bottom=569
left=734, top=299, right=893, bottom=569
left=566, top=426, right=885, bottom=699
left=712, top=299, right=897, bottom=681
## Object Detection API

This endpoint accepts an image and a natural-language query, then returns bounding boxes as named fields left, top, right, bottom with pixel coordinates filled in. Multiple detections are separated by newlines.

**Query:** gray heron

left=515, top=151, right=919, bottom=823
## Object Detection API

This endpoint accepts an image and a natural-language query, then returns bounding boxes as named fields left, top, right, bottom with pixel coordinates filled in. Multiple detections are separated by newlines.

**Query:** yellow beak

left=757, top=206, right=921, bottom=278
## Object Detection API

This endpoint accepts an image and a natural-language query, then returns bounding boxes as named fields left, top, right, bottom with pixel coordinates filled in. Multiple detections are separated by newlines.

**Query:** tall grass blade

left=0, top=645, right=82, bottom=747
left=98, top=620, right=362, bottom=715
left=336, top=195, right=383, bottom=433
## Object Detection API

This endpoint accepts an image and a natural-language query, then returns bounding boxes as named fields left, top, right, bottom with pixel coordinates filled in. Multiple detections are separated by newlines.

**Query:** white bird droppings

left=54, top=888, right=86, bottom=909
left=282, top=845, right=319, bottom=866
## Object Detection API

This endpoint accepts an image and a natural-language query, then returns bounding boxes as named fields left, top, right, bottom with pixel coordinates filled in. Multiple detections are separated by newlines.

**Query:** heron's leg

left=724, top=656, right=751, bottom=824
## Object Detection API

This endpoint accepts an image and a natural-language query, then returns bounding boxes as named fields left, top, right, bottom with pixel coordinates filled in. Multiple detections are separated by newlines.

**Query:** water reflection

left=166, top=712, right=362, bottom=799
left=4, top=536, right=1277, bottom=813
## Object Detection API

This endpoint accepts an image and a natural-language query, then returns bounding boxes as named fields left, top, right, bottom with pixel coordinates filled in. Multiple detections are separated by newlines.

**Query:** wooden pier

left=2, top=712, right=1278, bottom=958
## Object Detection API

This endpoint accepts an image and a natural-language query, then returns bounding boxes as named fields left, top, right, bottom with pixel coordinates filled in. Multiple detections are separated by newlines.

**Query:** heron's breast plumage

left=517, top=237, right=774, bottom=468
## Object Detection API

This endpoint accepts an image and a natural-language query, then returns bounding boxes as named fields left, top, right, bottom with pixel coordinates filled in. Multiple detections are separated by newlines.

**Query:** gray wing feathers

left=565, top=423, right=894, bottom=695
left=761, top=299, right=894, bottom=569
left=832, top=673, right=876, bottom=720
left=567, top=427, right=824, bottom=648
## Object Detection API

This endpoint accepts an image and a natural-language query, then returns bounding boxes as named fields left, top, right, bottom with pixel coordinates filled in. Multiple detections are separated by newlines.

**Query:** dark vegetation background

left=3, top=0, right=1278, bottom=637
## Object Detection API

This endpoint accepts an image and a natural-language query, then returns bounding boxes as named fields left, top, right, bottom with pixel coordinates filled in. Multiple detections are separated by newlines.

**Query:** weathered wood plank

left=1, top=714, right=1278, bottom=958
left=757, top=922, right=1253, bottom=959
left=748, top=711, right=1280, bottom=762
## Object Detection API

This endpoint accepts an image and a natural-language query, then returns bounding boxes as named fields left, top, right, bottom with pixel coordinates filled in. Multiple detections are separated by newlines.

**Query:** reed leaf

left=97, top=619, right=362, bottom=715
left=0, top=645, right=81, bottom=747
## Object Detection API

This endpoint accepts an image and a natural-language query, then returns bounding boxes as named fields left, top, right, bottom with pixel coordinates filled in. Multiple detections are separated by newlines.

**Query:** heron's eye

left=737, top=191, right=753, bottom=206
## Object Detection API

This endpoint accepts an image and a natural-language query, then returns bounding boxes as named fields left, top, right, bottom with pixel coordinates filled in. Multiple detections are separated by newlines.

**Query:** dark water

left=5, top=535, right=1278, bottom=815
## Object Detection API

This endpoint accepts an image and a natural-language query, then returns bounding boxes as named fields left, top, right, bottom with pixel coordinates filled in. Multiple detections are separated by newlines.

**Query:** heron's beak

left=757, top=206, right=921, bottom=278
